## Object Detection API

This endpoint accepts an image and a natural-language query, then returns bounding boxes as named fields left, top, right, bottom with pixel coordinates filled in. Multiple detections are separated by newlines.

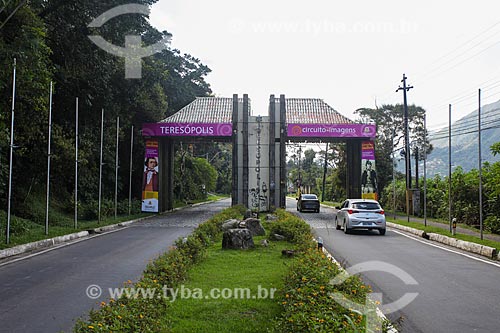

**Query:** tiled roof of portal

left=160, top=97, right=353, bottom=124
left=284, top=98, right=353, bottom=124
left=161, top=97, right=245, bottom=123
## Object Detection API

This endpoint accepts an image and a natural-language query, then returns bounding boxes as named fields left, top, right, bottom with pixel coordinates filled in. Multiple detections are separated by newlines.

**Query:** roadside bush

left=79, top=199, right=110, bottom=220
left=0, top=212, right=36, bottom=236
left=485, top=215, right=500, bottom=234
left=268, top=209, right=314, bottom=249
left=275, top=248, right=383, bottom=332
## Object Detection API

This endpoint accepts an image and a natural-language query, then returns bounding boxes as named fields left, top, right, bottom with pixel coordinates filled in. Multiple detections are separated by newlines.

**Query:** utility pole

left=397, top=74, right=413, bottom=221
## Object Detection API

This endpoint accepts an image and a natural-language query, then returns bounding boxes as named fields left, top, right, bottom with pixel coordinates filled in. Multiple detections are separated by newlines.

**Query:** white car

left=335, top=199, right=386, bottom=235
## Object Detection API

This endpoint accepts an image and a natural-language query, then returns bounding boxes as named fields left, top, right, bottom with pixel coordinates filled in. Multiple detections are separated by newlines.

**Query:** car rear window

left=352, top=202, right=380, bottom=210
left=302, top=195, right=318, bottom=200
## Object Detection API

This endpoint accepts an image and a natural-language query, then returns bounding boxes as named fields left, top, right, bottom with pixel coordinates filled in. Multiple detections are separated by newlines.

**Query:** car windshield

left=352, top=202, right=380, bottom=210
left=302, top=195, right=318, bottom=200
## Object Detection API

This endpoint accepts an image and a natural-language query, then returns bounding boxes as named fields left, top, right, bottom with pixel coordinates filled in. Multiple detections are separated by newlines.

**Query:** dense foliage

left=380, top=162, right=500, bottom=233
left=0, top=1, right=214, bottom=221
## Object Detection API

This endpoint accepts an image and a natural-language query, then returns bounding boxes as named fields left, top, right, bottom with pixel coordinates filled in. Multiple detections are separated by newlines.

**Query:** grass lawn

left=163, top=239, right=289, bottom=332
left=388, top=218, right=500, bottom=250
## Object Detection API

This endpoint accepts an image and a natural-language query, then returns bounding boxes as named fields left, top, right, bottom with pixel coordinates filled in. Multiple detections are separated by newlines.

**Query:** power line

left=376, top=20, right=500, bottom=109
left=412, top=20, right=500, bottom=82
left=429, top=119, right=500, bottom=141
left=424, top=80, right=500, bottom=114
left=412, top=26, right=500, bottom=85
left=429, top=114, right=500, bottom=137
left=428, top=107, right=500, bottom=134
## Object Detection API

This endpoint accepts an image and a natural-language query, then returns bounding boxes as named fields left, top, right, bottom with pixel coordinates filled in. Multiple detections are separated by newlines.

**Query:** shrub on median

left=274, top=248, right=381, bottom=332
left=268, top=209, right=314, bottom=250
left=270, top=210, right=386, bottom=332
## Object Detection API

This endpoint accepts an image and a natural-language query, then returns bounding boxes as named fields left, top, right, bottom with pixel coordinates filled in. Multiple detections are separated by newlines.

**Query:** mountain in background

left=424, top=99, right=500, bottom=177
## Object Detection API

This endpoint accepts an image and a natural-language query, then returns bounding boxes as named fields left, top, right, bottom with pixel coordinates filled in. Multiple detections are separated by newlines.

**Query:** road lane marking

left=0, top=226, right=131, bottom=268
left=390, top=229, right=500, bottom=269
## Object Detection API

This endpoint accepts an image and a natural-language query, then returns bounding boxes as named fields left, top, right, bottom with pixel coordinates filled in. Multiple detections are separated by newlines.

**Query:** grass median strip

left=74, top=206, right=386, bottom=332
left=163, top=240, right=288, bottom=332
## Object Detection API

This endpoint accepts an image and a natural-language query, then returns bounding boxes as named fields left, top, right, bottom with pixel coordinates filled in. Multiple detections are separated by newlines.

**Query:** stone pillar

left=159, top=137, right=174, bottom=211
left=268, top=95, right=276, bottom=210
left=242, top=94, right=249, bottom=208
left=346, top=139, right=362, bottom=199
left=279, top=94, right=287, bottom=208
left=232, top=94, right=239, bottom=206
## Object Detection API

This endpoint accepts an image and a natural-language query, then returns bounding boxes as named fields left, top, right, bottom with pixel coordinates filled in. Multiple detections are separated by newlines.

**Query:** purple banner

left=142, top=123, right=233, bottom=137
left=362, top=141, right=375, bottom=160
left=287, top=123, right=376, bottom=138
left=142, top=139, right=159, bottom=213
left=361, top=140, right=378, bottom=200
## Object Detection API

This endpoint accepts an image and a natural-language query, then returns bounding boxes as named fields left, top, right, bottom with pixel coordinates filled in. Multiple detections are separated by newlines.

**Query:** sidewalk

left=391, top=213, right=500, bottom=244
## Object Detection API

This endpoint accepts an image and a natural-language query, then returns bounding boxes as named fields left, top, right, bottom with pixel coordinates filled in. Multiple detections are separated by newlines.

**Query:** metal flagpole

left=45, top=82, right=53, bottom=235
left=114, top=117, right=120, bottom=219
left=128, top=126, right=134, bottom=216
left=448, top=104, right=452, bottom=233
left=6, top=58, right=17, bottom=244
left=423, top=113, right=427, bottom=227
left=478, top=89, right=483, bottom=240
left=74, top=97, right=79, bottom=229
left=392, top=128, right=396, bottom=220
left=98, top=109, right=104, bottom=224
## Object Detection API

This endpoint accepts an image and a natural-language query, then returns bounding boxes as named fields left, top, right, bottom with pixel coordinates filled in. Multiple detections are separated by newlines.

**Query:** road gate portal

left=142, top=94, right=376, bottom=212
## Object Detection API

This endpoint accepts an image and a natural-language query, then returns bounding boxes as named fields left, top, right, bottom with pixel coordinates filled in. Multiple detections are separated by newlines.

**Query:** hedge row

left=271, top=210, right=388, bottom=332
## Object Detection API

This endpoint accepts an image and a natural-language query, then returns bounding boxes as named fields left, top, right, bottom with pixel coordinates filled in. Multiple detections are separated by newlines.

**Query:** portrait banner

left=142, top=139, right=159, bottom=212
left=361, top=141, right=378, bottom=200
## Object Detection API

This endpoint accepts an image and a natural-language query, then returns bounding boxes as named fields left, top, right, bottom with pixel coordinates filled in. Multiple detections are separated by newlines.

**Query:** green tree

left=490, top=142, right=500, bottom=156
left=355, top=104, right=433, bottom=198
left=1, top=0, right=213, bottom=221
left=0, top=4, right=53, bottom=213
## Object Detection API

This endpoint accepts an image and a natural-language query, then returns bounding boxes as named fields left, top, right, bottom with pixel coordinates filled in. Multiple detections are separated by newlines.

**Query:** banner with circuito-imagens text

left=142, top=139, right=159, bottom=212
left=361, top=141, right=378, bottom=200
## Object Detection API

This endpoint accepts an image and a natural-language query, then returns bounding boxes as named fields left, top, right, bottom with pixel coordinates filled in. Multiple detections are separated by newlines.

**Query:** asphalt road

left=0, top=200, right=230, bottom=333
left=288, top=198, right=500, bottom=333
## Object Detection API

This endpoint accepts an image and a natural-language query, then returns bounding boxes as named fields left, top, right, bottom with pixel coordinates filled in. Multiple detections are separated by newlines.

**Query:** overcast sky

left=149, top=0, right=500, bottom=130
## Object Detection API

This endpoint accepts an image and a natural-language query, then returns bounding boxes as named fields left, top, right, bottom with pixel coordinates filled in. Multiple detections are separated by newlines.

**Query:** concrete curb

left=388, top=223, right=498, bottom=260
left=386, top=222, right=426, bottom=238
left=0, top=231, right=89, bottom=259
left=0, top=215, right=155, bottom=260
left=0, top=199, right=223, bottom=261
left=426, top=233, right=497, bottom=259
